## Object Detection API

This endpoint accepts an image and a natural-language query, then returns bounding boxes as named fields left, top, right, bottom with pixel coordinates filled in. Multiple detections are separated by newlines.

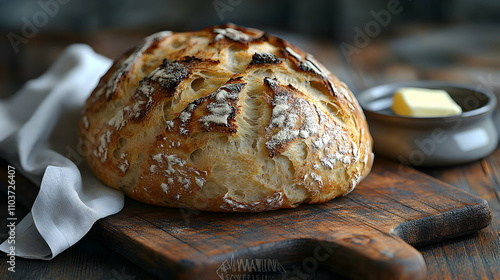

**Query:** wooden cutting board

left=92, top=158, right=492, bottom=280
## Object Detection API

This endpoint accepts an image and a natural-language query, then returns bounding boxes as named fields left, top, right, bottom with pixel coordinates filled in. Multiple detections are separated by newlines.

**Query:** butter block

left=391, top=87, right=462, bottom=117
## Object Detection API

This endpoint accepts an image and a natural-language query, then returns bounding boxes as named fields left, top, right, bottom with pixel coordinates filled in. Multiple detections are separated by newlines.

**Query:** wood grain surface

left=90, top=158, right=491, bottom=280
left=417, top=148, right=500, bottom=280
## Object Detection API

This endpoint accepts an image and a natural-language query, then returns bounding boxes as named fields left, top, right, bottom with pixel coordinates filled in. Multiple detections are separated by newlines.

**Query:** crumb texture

left=79, top=23, right=373, bottom=212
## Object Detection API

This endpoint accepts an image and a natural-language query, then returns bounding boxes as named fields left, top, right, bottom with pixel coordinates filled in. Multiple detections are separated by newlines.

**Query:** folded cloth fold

left=0, top=44, right=124, bottom=259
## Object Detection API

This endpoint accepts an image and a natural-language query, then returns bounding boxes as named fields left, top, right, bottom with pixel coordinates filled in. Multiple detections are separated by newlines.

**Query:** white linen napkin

left=0, top=44, right=125, bottom=259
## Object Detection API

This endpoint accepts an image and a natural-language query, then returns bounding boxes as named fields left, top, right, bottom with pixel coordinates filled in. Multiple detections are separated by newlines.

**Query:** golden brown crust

left=79, top=23, right=374, bottom=212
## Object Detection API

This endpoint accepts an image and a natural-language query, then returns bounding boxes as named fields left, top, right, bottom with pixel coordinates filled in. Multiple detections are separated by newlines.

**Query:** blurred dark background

left=1, top=0, right=500, bottom=97
left=1, top=0, right=499, bottom=39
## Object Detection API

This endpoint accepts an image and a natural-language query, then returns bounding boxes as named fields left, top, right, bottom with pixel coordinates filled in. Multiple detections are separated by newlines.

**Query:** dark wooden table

left=418, top=153, right=500, bottom=279
left=0, top=25, right=499, bottom=279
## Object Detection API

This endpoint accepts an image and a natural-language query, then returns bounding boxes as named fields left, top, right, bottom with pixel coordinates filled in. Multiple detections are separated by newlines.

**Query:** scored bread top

left=79, top=23, right=374, bottom=212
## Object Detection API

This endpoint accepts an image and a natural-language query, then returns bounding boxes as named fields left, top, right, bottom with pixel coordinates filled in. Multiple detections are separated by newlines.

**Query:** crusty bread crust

left=79, top=24, right=373, bottom=212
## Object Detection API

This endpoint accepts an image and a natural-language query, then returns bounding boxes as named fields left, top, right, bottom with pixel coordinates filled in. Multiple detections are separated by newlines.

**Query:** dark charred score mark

left=299, top=63, right=315, bottom=73
left=141, top=101, right=153, bottom=121
left=128, top=59, right=191, bottom=122
left=263, top=77, right=302, bottom=158
left=142, top=37, right=164, bottom=55
left=263, top=77, right=279, bottom=90
left=170, top=81, right=246, bottom=136
left=227, top=76, right=244, bottom=84
left=263, top=77, right=285, bottom=106
left=198, top=81, right=246, bottom=134
left=151, top=57, right=219, bottom=96
left=189, top=98, right=204, bottom=108
left=260, top=33, right=287, bottom=49
left=256, top=32, right=273, bottom=44
left=324, top=78, right=338, bottom=98
left=143, top=59, right=190, bottom=98
left=249, top=53, right=282, bottom=66
left=157, top=59, right=190, bottom=90
left=131, top=57, right=225, bottom=127
left=263, top=77, right=299, bottom=97
left=106, top=35, right=168, bottom=101
left=222, top=80, right=246, bottom=93
left=178, top=56, right=204, bottom=64
left=201, top=108, right=239, bottom=134
left=211, top=26, right=267, bottom=47
left=246, top=33, right=269, bottom=45
left=152, top=56, right=219, bottom=94
left=281, top=48, right=307, bottom=75
left=280, top=44, right=301, bottom=59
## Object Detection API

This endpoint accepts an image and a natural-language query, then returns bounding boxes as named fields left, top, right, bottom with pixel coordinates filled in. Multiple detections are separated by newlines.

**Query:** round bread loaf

left=79, top=24, right=374, bottom=212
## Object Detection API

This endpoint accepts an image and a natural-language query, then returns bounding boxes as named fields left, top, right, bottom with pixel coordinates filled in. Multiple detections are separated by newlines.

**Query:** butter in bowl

left=357, top=81, right=498, bottom=167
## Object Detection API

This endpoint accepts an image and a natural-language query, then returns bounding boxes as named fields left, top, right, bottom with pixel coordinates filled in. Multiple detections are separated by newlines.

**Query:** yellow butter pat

left=391, top=87, right=462, bottom=117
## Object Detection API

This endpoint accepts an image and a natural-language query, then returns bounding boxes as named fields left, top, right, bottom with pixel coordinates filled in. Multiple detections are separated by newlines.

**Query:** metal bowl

left=357, top=81, right=498, bottom=167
